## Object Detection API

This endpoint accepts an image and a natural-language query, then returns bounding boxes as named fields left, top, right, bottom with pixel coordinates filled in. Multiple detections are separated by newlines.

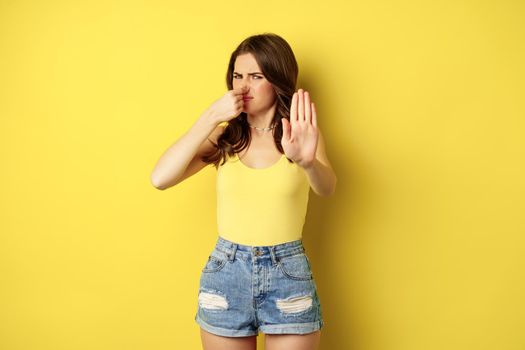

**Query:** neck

left=246, top=103, right=277, bottom=130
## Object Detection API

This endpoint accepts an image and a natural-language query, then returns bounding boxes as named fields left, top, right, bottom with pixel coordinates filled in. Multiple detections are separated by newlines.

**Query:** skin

left=232, top=53, right=278, bottom=135
left=231, top=53, right=282, bottom=169
left=200, top=53, right=325, bottom=349
left=231, top=53, right=336, bottom=197
left=200, top=328, right=321, bottom=350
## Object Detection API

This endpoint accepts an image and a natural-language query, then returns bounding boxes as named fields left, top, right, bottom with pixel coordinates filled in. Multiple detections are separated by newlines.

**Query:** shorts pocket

left=277, top=252, right=313, bottom=281
left=202, top=249, right=228, bottom=273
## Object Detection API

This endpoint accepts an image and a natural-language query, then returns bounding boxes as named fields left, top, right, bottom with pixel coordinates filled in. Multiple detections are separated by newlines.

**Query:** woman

left=151, top=33, right=337, bottom=350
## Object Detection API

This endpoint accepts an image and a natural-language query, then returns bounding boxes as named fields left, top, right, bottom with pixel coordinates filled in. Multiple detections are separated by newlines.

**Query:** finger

left=231, top=85, right=250, bottom=95
left=290, top=91, right=298, bottom=123
left=311, top=102, right=317, bottom=128
left=281, top=118, right=291, bottom=141
left=304, top=91, right=311, bottom=123
left=298, top=89, right=304, bottom=122
left=234, top=89, right=249, bottom=102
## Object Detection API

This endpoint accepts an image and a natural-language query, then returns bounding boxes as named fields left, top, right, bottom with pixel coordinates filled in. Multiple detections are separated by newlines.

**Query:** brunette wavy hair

left=202, top=32, right=299, bottom=168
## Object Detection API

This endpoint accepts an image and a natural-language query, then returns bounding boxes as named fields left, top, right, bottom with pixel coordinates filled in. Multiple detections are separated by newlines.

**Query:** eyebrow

left=233, top=72, right=263, bottom=75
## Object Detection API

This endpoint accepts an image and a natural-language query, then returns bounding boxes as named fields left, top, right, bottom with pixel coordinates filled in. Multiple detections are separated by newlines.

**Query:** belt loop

left=269, top=246, right=278, bottom=265
left=229, top=243, right=238, bottom=262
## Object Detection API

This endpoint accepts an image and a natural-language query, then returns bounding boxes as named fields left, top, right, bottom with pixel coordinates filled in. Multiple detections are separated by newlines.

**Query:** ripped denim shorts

left=194, top=235, right=324, bottom=337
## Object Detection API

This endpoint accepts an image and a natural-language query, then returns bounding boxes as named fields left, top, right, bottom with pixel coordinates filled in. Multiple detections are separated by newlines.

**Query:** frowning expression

left=232, top=52, right=277, bottom=114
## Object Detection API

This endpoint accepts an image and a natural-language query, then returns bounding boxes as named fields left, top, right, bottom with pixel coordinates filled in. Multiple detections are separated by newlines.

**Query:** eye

left=233, top=75, right=262, bottom=79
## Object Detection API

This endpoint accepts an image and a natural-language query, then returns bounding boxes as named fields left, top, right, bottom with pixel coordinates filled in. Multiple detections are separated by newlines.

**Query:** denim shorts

left=194, top=236, right=324, bottom=337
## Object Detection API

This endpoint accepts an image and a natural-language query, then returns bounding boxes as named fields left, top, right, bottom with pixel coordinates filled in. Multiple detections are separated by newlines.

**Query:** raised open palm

left=281, top=89, right=319, bottom=169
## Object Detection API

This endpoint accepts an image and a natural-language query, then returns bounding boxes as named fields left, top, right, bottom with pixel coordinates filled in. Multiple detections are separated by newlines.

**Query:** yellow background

left=1, top=0, right=524, bottom=349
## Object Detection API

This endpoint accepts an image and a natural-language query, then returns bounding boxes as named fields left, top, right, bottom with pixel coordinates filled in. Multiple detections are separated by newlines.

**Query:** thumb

left=281, top=118, right=291, bottom=140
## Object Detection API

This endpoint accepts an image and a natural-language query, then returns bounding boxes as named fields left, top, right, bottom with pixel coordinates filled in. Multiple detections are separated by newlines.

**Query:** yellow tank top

left=216, top=151, right=311, bottom=246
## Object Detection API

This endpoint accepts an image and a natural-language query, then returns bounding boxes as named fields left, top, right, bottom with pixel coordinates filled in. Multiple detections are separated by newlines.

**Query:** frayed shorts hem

left=196, top=313, right=323, bottom=337
left=259, top=320, right=323, bottom=335
left=195, top=314, right=259, bottom=337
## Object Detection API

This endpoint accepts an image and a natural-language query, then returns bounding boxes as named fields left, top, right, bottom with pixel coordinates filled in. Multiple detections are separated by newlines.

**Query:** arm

left=151, top=86, right=248, bottom=190
left=150, top=109, right=220, bottom=190
left=281, top=89, right=337, bottom=197
left=303, top=129, right=337, bottom=197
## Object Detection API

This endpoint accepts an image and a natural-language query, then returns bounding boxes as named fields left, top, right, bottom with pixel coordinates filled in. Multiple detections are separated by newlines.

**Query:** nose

left=239, top=77, right=251, bottom=91
left=241, top=85, right=251, bottom=94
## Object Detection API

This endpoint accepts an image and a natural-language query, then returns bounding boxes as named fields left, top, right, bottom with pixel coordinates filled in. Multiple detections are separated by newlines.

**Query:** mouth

left=243, top=96, right=254, bottom=100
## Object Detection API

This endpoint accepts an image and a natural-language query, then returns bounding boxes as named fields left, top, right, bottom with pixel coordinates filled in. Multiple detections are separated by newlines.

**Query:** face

left=232, top=53, right=277, bottom=114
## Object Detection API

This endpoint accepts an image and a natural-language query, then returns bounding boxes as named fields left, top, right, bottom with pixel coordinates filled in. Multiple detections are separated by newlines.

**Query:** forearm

left=150, top=109, right=219, bottom=189
left=302, top=158, right=337, bottom=197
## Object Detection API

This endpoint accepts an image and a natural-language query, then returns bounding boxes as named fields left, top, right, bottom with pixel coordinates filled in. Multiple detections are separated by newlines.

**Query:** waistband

left=214, top=235, right=305, bottom=263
